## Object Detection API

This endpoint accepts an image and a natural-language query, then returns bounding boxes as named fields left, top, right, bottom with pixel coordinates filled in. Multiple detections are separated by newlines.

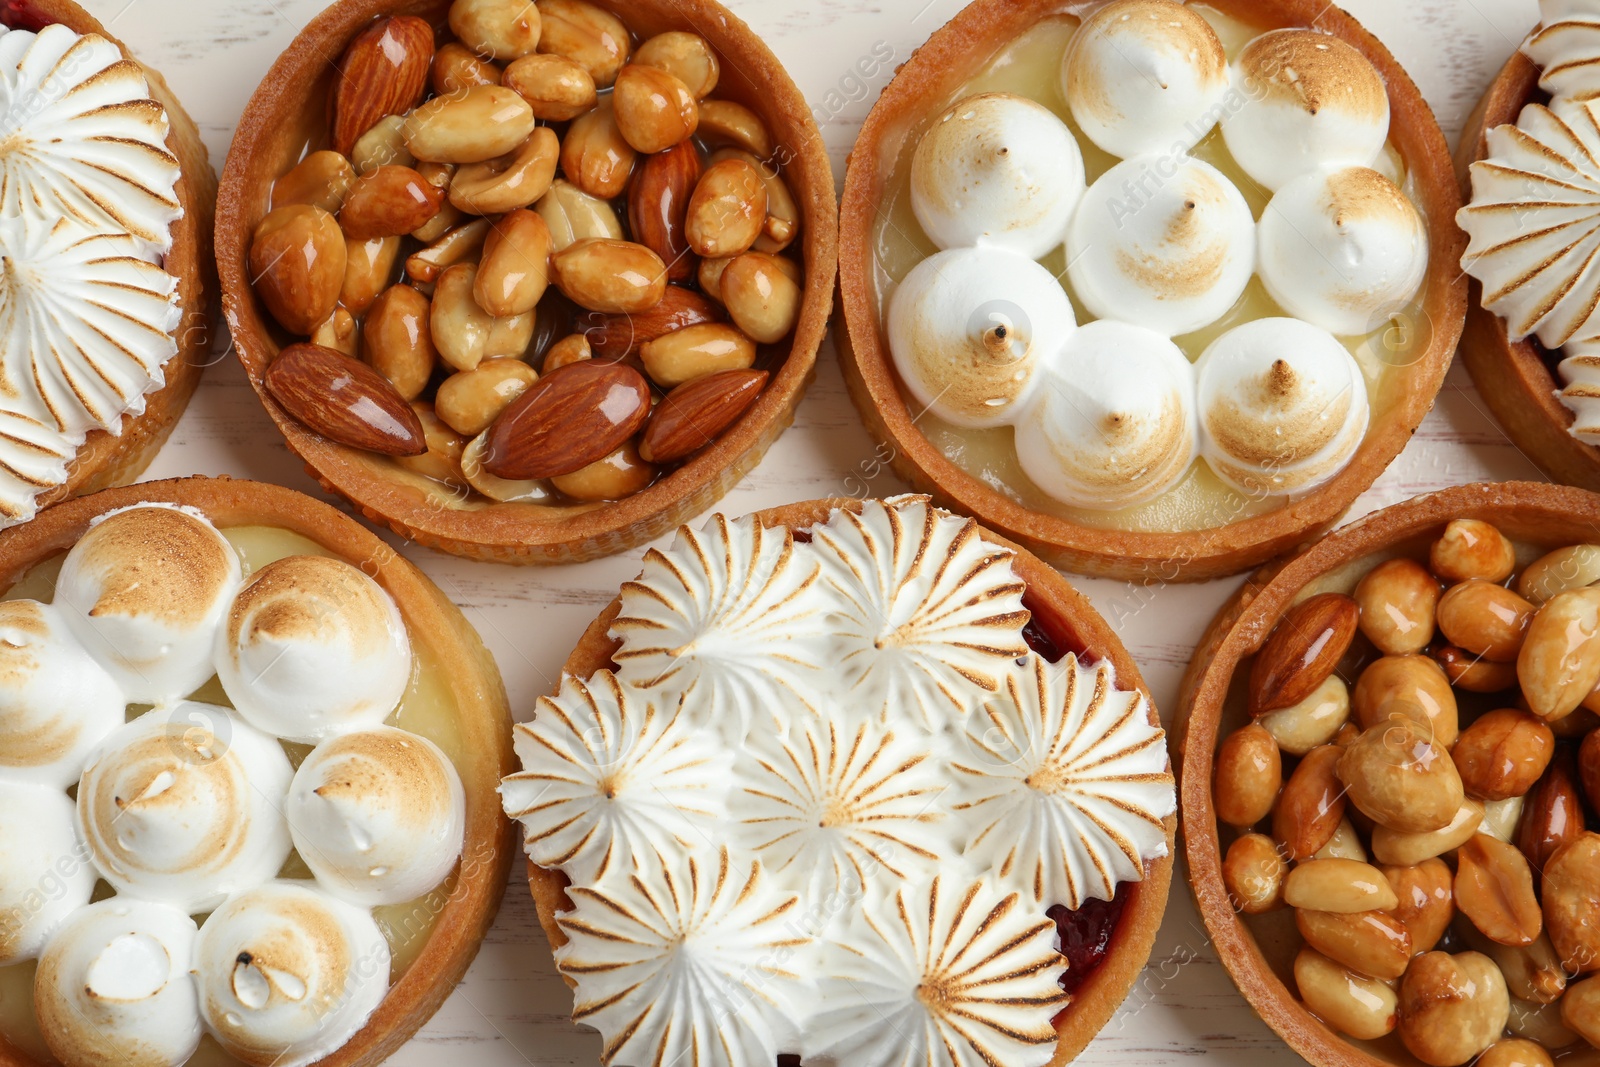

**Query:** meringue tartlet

left=839, top=0, right=1465, bottom=581
left=0, top=0, right=215, bottom=527
left=506, top=496, right=1178, bottom=1067
left=1458, top=0, right=1600, bottom=491
left=0, top=479, right=513, bottom=1067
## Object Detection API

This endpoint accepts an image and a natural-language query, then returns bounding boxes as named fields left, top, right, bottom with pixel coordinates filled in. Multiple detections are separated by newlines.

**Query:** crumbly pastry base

left=526, top=497, right=1177, bottom=1067
left=1175, top=480, right=1600, bottom=1067
left=1456, top=50, right=1600, bottom=491
left=836, top=0, right=1467, bottom=583
left=0, top=477, right=515, bottom=1067
left=3, top=0, right=215, bottom=515
left=216, top=0, right=837, bottom=565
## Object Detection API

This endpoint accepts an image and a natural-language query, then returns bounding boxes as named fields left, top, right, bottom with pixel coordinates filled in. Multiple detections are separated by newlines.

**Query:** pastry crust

left=216, top=0, right=837, bottom=565
left=0, top=477, right=515, bottom=1067
left=1454, top=49, right=1600, bottom=490
left=527, top=498, right=1176, bottom=1066
left=0, top=0, right=216, bottom=514
left=1174, top=480, right=1600, bottom=1067
left=836, top=0, right=1466, bottom=582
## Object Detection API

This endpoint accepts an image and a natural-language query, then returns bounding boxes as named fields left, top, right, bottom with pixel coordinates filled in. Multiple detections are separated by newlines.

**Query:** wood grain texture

left=86, top=0, right=1542, bottom=1062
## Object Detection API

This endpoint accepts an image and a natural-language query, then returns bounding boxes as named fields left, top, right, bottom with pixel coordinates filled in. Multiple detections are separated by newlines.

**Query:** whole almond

left=628, top=140, right=701, bottom=283
left=332, top=16, right=434, bottom=157
left=249, top=204, right=347, bottom=335
left=1457, top=833, right=1544, bottom=947
left=639, top=369, right=767, bottom=464
left=579, top=284, right=721, bottom=360
left=1250, top=593, right=1360, bottom=715
left=484, top=360, right=650, bottom=479
left=264, top=343, right=425, bottom=456
left=1273, top=744, right=1347, bottom=861
left=1518, top=750, right=1585, bottom=875
left=339, top=165, right=444, bottom=240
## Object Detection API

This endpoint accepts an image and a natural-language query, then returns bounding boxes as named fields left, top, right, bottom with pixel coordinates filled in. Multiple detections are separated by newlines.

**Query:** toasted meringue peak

left=194, top=881, right=390, bottom=1067
left=1259, top=166, right=1428, bottom=336
left=0, top=26, right=182, bottom=255
left=0, top=409, right=76, bottom=527
left=1459, top=98, right=1600, bottom=348
left=0, top=780, right=94, bottom=964
left=288, top=726, right=464, bottom=907
left=556, top=847, right=809, bottom=1067
left=954, top=654, right=1173, bottom=908
left=1061, top=0, right=1230, bottom=160
left=57, top=504, right=241, bottom=705
left=1195, top=318, right=1370, bottom=496
left=1222, top=29, right=1390, bottom=191
left=1066, top=154, right=1256, bottom=336
left=0, top=599, right=124, bottom=788
left=611, top=513, right=826, bottom=737
left=76, top=705, right=294, bottom=914
left=886, top=245, right=1077, bottom=429
left=732, top=715, right=954, bottom=900
left=1015, top=320, right=1199, bottom=510
left=216, top=554, right=412, bottom=744
left=810, top=497, right=1030, bottom=728
left=1559, top=340, right=1600, bottom=443
left=804, top=878, right=1068, bottom=1067
left=502, top=671, right=733, bottom=882
left=34, top=898, right=201, bottom=1067
left=1526, top=2, right=1600, bottom=101
left=910, top=92, right=1084, bottom=258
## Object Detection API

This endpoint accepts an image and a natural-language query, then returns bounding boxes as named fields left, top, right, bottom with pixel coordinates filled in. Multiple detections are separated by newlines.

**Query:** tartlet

left=512, top=497, right=1177, bottom=1066
left=0, top=477, right=513, bottom=1067
left=1177, top=480, right=1600, bottom=1067
left=0, top=0, right=215, bottom=525
left=838, top=0, right=1466, bottom=582
left=216, top=0, right=836, bottom=565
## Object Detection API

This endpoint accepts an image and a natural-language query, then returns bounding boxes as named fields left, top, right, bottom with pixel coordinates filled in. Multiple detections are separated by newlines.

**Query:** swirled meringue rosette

left=505, top=496, right=1177, bottom=1067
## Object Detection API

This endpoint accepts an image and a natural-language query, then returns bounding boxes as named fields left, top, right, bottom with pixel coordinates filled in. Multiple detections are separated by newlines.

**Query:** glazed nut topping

left=1223, top=519, right=1600, bottom=1059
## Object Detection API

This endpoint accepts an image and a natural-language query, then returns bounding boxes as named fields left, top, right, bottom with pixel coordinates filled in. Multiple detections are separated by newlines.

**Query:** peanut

left=1453, top=709, right=1555, bottom=801
left=1508, top=996, right=1580, bottom=1048
left=503, top=53, right=596, bottom=120
left=351, top=114, right=416, bottom=174
left=1519, top=544, right=1600, bottom=604
left=1460, top=925, right=1568, bottom=1006
left=720, top=252, right=803, bottom=344
left=635, top=32, right=719, bottom=99
left=1519, top=588, right=1600, bottom=721
left=450, top=126, right=559, bottom=215
left=1561, top=974, right=1600, bottom=1047
left=475, top=209, right=551, bottom=318
left=1430, top=519, right=1517, bottom=584
left=461, top=430, right=557, bottom=503
left=536, top=0, right=630, bottom=87
left=1284, top=858, right=1398, bottom=913
left=404, top=85, right=536, bottom=164
left=272, top=150, right=356, bottom=214
left=1258, top=675, right=1351, bottom=756
left=249, top=204, right=346, bottom=335
left=1355, top=558, right=1440, bottom=656
left=1483, top=795, right=1527, bottom=843
left=1293, top=946, right=1397, bottom=1040
left=550, top=440, right=656, bottom=501
left=1542, top=832, right=1600, bottom=975
left=430, top=262, right=535, bottom=372
left=436, top=359, right=539, bottom=436
left=362, top=284, right=436, bottom=401
left=432, top=42, right=503, bottom=95
left=309, top=308, right=358, bottom=358
left=551, top=239, right=668, bottom=314
left=1353, top=654, right=1459, bottom=746
left=1295, top=908, right=1412, bottom=980
left=686, top=157, right=767, bottom=258
left=1433, top=645, right=1520, bottom=693
left=1397, top=951, right=1510, bottom=1067
left=710, top=148, right=802, bottom=254
left=696, top=98, right=774, bottom=158
left=449, top=0, right=541, bottom=61
left=1214, top=723, right=1282, bottom=829
left=536, top=179, right=623, bottom=252
left=1478, top=1038, right=1555, bottom=1067
left=638, top=323, right=757, bottom=388
left=1456, top=833, right=1544, bottom=947
left=1382, top=859, right=1455, bottom=952
left=1272, top=744, right=1347, bottom=861
left=1582, top=728, right=1600, bottom=812
left=612, top=64, right=699, bottom=154
left=339, top=164, right=444, bottom=240
left=542, top=333, right=592, bottom=373
left=1315, top=817, right=1368, bottom=862
left=699, top=254, right=735, bottom=300
left=1223, top=833, right=1287, bottom=914
left=560, top=98, right=637, bottom=199
left=340, top=234, right=401, bottom=315
left=405, top=218, right=491, bottom=284
left=396, top=402, right=468, bottom=487
left=1438, top=580, right=1535, bottom=662
left=1371, top=799, right=1484, bottom=866
left=1337, top=716, right=1464, bottom=833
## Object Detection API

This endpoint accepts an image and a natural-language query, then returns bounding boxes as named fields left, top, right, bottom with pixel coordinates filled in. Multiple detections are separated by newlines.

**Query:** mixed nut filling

left=1216, top=520, right=1600, bottom=1065
left=249, top=0, right=804, bottom=506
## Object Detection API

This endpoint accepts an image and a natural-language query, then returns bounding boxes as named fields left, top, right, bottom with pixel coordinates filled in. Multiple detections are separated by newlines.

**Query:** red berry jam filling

left=1048, top=879, right=1131, bottom=997
left=0, top=0, right=55, bottom=30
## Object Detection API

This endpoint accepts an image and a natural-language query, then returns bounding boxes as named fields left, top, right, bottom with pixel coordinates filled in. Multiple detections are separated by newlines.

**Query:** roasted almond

left=339, top=164, right=444, bottom=240
left=1518, top=750, right=1585, bottom=875
left=638, top=368, right=767, bottom=464
left=249, top=205, right=347, bottom=336
left=332, top=16, right=434, bottom=157
left=628, top=140, right=701, bottom=283
left=1250, top=593, right=1360, bottom=715
left=483, top=360, right=650, bottom=479
left=264, top=343, right=425, bottom=456
left=1273, top=744, right=1347, bottom=861
left=1457, top=833, right=1544, bottom=947
left=579, top=284, right=722, bottom=360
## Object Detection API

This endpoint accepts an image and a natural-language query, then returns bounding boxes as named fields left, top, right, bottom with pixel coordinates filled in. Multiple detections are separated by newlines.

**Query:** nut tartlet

left=0, top=477, right=513, bottom=1067
left=1457, top=1, right=1600, bottom=491
left=507, top=496, right=1177, bottom=1066
left=217, top=0, right=836, bottom=565
left=1177, top=481, right=1600, bottom=1067
left=838, top=0, right=1466, bottom=582
left=0, top=0, right=215, bottom=527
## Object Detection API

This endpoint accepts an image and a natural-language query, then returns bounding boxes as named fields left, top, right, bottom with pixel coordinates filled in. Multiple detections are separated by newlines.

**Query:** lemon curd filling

left=871, top=8, right=1427, bottom=533
left=0, top=525, right=460, bottom=1067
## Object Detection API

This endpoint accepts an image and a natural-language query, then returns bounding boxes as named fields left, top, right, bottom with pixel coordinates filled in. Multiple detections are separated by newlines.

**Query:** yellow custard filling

left=871, top=8, right=1428, bottom=533
left=0, top=525, right=461, bottom=1067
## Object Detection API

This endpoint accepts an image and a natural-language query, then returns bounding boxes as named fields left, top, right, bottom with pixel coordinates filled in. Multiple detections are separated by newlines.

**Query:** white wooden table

left=87, top=0, right=1546, bottom=1061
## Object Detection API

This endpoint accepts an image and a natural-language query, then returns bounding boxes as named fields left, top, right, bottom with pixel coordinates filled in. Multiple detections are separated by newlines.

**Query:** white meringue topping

left=811, top=497, right=1030, bottom=729
left=503, top=671, right=732, bottom=882
left=556, top=847, right=809, bottom=1067
left=1061, top=0, right=1230, bottom=160
left=1526, top=1, right=1600, bottom=101
left=1222, top=29, right=1391, bottom=192
left=56, top=504, right=241, bottom=705
left=0, top=599, right=124, bottom=788
left=1066, top=153, right=1256, bottom=336
left=0, top=780, right=94, bottom=965
left=1195, top=318, right=1370, bottom=496
left=33, top=898, right=201, bottom=1067
left=805, top=878, right=1067, bottom=1067
left=1559, top=339, right=1600, bottom=443
left=194, top=880, right=390, bottom=1067
left=287, top=726, right=464, bottom=907
left=1015, top=320, right=1200, bottom=510
left=886, top=245, right=1077, bottom=429
left=1459, top=98, right=1600, bottom=349
left=1259, top=166, right=1428, bottom=336
left=954, top=653, right=1174, bottom=908
left=910, top=92, right=1084, bottom=259
left=215, top=554, right=412, bottom=744
left=76, top=705, right=294, bottom=914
